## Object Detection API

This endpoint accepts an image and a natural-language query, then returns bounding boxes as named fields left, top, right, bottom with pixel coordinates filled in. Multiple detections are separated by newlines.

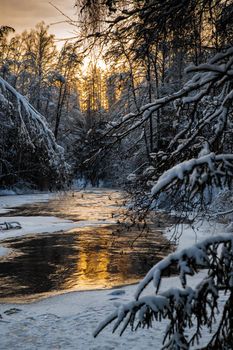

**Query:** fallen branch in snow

left=212, top=208, right=233, bottom=217
left=0, top=221, right=21, bottom=230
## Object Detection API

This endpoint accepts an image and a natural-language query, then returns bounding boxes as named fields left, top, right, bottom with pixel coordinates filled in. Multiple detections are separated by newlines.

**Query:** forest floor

left=0, top=190, right=230, bottom=349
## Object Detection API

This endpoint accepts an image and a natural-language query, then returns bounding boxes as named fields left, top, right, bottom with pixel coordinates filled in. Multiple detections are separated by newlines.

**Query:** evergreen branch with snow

left=94, top=235, right=233, bottom=349
left=150, top=153, right=233, bottom=198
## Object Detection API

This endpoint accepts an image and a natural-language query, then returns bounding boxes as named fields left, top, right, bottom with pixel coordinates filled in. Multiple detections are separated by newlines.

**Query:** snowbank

left=0, top=216, right=77, bottom=244
left=0, top=189, right=16, bottom=196
left=0, top=271, right=211, bottom=350
left=0, top=193, right=54, bottom=214
left=165, top=219, right=227, bottom=251
left=0, top=246, right=11, bottom=257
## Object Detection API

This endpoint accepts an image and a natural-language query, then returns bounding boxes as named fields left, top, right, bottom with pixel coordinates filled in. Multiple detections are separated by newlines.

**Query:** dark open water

left=0, top=189, right=173, bottom=302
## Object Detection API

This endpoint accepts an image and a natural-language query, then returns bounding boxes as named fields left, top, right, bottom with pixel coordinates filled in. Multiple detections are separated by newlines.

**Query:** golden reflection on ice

left=0, top=189, right=174, bottom=300
left=74, top=250, right=110, bottom=288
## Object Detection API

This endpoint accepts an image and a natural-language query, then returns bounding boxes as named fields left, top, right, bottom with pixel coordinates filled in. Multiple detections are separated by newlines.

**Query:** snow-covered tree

left=0, top=23, right=86, bottom=188
left=53, top=42, right=82, bottom=141
left=0, top=76, right=70, bottom=189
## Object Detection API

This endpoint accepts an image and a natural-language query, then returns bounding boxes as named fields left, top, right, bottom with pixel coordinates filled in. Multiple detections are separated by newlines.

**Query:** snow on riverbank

left=0, top=246, right=10, bottom=257
left=0, top=191, right=117, bottom=257
left=166, top=219, right=228, bottom=251
left=0, top=283, right=167, bottom=350
left=0, top=270, right=211, bottom=350
left=0, top=192, right=54, bottom=214
left=0, top=192, right=231, bottom=349
left=0, top=216, right=77, bottom=251
left=0, top=193, right=76, bottom=257
left=0, top=216, right=115, bottom=251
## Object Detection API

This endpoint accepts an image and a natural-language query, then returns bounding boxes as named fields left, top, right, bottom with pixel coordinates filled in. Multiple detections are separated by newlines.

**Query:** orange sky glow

left=0, top=0, right=78, bottom=44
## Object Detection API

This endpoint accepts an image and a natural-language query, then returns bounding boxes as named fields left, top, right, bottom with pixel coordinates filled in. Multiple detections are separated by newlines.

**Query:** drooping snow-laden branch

left=0, top=77, right=70, bottom=179
left=101, top=47, right=233, bottom=143
left=94, top=234, right=233, bottom=349
left=150, top=153, right=233, bottom=198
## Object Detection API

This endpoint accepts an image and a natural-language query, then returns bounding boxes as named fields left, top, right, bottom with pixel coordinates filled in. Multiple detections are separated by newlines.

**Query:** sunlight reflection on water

left=0, top=189, right=172, bottom=301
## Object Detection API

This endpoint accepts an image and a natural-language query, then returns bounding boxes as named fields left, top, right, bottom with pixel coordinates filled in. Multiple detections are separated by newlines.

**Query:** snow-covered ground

left=0, top=192, right=53, bottom=214
left=0, top=216, right=77, bottom=245
left=166, top=219, right=226, bottom=251
left=0, top=283, right=168, bottom=350
left=0, top=193, right=76, bottom=258
left=0, top=192, right=230, bottom=349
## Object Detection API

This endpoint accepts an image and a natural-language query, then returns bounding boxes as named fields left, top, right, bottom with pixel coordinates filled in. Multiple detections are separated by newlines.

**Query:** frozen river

left=0, top=189, right=172, bottom=302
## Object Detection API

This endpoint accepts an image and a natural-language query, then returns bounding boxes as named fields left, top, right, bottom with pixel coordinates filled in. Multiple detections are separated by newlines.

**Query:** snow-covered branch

left=150, top=153, right=233, bottom=198
left=94, top=234, right=233, bottom=349
left=101, top=47, right=233, bottom=144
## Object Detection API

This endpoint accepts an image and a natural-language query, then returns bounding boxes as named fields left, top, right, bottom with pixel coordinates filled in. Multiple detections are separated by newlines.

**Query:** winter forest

left=1, top=0, right=233, bottom=349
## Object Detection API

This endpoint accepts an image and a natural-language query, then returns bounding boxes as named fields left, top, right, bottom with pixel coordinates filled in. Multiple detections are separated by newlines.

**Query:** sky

left=0, top=0, right=78, bottom=43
